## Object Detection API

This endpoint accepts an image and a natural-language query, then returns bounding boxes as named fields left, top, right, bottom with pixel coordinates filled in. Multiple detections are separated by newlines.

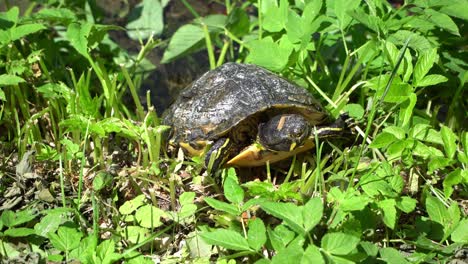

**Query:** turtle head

left=258, top=114, right=310, bottom=151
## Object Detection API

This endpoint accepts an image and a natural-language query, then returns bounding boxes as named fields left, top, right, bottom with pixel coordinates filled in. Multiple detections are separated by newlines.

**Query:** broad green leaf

left=384, top=82, right=412, bottom=103
left=48, top=226, right=83, bottom=252
left=398, top=93, right=417, bottom=129
left=263, top=0, right=288, bottom=32
left=440, top=0, right=468, bottom=20
left=428, top=157, right=453, bottom=173
left=1, top=209, right=36, bottom=227
left=66, top=22, right=93, bottom=59
left=303, top=0, right=322, bottom=23
left=383, top=126, right=406, bottom=140
left=302, top=197, right=323, bottom=232
left=268, top=224, right=296, bottom=251
left=4, top=227, right=36, bottom=237
left=10, top=23, right=46, bottom=42
left=360, top=241, right=379, bottom=257
left=0, top=6, right=19, bottom=24
left=201, top=229, right=251, bottom=251
left=396, top=197, right=417, bottom=213
left=342, top=104, right=364, bottom=119
left=204, top=197, right=239, bottom=215
left=161, top=24, right=204, bottom=63
left=35, top=8, right=77, bottom=23
left=247, top=218, right=267, bottom=251
left=414, top=48, right=438, bottom=84
left=369, top=132, right=397, bottom=148
left=340, top=194, right=370, bottom=212
left=440, top=125, right=457, bottom=159
left=135, top=204, right=164, bottom=228
left=36, top=83, right=71, bottom=99
left=96, top=239, right=122, bottom=264
left=349, top=8, right=382, bottom=33
left=426, top=195, right=451, bottom=227
left=93, top=172, right=113, bottom=191
left=122, top=226, right=149, bottom=244
left=415, top=74, right=448, bottom=87
left=425, top=9, right=460, bottom=36
left=377, top=199, right=397, bottom=229
left=321, top=232, right=360, bottom=255
left=34, top=212, right=63, bottom=237
left=126, top=0, right=164, bottom=40
left=302, top=245, right=324, bottom=264
left=224, top=168, right=244, bottom=204
left=119, top=194, right=146, bottom=215
left=226, top=8, right=250, bottom=37
left=179, top=192, right=195, bottom=206
left=0, top=89, right=4, bottom=101
left=246, top=37, right=293, bottom=72
left=443, top=169, right=462, bottom=198
left=260, top=201, right=305, bottom=235
left=380, top=247, right=409, bottom=264
left=388, top=30, right=432, bottom=52
left=451, top=218, right=468, bottom=243
left=334, top=0, right=361, bottom=30
left=0, top=74, right=25, bottom=86
left=272, top=244, right=304, bottom=264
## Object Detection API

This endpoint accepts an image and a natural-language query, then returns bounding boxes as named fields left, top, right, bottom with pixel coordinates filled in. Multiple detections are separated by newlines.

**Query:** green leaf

left=201, top=229, right=251, bottom=251
left=34, top=8, right=77, bottom=23
left=263, top=0, right=288, bottom=32
left=415, top=74, right=448, bottom=87
left=1, top=209, right=36, bottom=227
left=122, top=226, right=149, bottom=244
left=414, top=48, right=438, bottom=84
left=342, top=104, right=364, bottom=119
left=66, top=22, right=93, bottom=59
left=126, top=0, right=164, bottom=40
left=302, top=197, right=323, bottom=232
left=360, top=241, right=379, bottom=257
left=349, top=8, right=382, bottom=33
left=340, top=194, right=370, bottom=212
left=321, top=232, right=360, bottom=255
left=303, top=0, right=322, bottom=23
left=179, top=192, right=195, bottom=206
left=161, top=24, right=204, bottom=63
left=384, top=82, right=412, bottom=103
left=248, top=218, right=267, bottom=251
left=388, top=30, right=432, bottom=52
left=246, top=36, right=293, bottom=72
left=272, top=244, right=304, bottom=264
left=96, top=239, right=122, bottom=264
left=377, top=199, right=397, bottom=229
left=398, top=92, right=417, bottom=129
left=36, top=83, right=71, bottom=99
left=119, top=194, right=146, bottom=215
left=334, top=0, right=361, bottom=30
left=0, top=89, right=5, bottom=101
left=204, top=197, right=239, bottom=215
left=135, top=204, right=164, bottom=228
left=451, top=218, right=468, bottom=243
left=0, top=74, right=25, bottom=86
left=383, top=126, right=406, bottom=140
left=34, top=212, right=63, bottom=237
left=425, top=9, right=460, bottom=36
left=0, top=6, right=19, bottom=24
left=440, top=1, right=468, bottom=20
left=268, top=225, right=296, bottom=251
left=93, top=172, right=113, bottom=191
left=443, top=169, right=462, bottom=198
left=440, top=125, right=457, bottom=159
left=380, top=247, right=410, bottom=264
left=224, top=168, right=244, bottom=204
left=302, top=245, right=324, bottom=264
left=4, top=227, right=36, bottom=237
left=260, top=201, right=305, bottom=235
left=226, top=8, right=250, bottom=37
left=369, top=132, right=397, bottom=148
left=396, top=197, right=417, bottom=213
left=48, top=226, right=83, bottom=253
left=10, top=23, right=46, bottom=42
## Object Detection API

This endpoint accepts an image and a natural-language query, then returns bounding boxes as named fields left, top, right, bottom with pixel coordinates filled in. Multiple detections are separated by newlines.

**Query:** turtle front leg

left=205, top=138, right=234, bottom=173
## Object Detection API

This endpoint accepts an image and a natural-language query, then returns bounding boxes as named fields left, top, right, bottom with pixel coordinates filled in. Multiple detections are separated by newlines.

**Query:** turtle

left=162, top=63, right=350, bottom=171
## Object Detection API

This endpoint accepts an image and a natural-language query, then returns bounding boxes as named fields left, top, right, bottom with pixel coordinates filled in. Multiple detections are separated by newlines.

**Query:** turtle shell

left=162, top=63, right=328, bottom=150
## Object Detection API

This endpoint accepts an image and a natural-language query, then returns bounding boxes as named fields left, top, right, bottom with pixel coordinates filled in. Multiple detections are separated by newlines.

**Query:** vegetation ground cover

left=0, top=0, right=467, bottom=263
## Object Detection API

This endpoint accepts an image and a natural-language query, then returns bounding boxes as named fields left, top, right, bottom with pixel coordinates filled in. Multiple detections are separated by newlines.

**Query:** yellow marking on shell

left=277, top=115, right=287, bottom=131
left=179, top=142, right=206, bottom=156
left=227, top=140, right=316, bottom=167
